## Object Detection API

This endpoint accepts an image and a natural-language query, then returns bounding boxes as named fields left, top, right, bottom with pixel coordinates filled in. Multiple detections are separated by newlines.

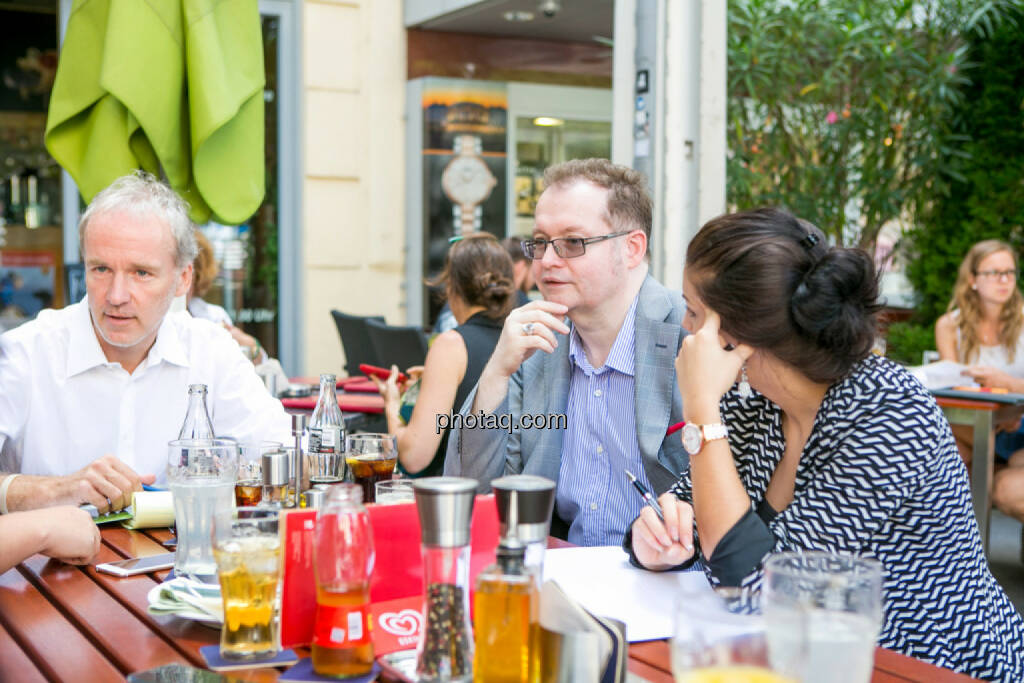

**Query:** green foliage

left=884, top=321, right=936, bottom=365
left=726, top=0, right=1014, bottom=250
left=902, top=6, right=1024, bottom=328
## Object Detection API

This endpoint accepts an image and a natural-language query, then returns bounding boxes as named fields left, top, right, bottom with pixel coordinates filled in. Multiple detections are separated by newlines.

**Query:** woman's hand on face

left=676, top=309, right=753, bottom=421
left=631, top=494, right=695, bottom=571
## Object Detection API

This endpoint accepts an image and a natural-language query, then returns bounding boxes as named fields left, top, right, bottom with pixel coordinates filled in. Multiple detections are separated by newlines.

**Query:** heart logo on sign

left=377, top=609, right=423, bottom=637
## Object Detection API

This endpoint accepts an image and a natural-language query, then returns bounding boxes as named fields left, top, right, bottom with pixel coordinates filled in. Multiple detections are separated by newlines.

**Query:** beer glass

left=213, top=507, right=281, bottom=661
left=167, top=439, right=237, bottom=581
left=763, top=552, right=882, bottom=683
left=345, top=433, right=398, bottom=503
left=236, top=441, right=283, bottom=507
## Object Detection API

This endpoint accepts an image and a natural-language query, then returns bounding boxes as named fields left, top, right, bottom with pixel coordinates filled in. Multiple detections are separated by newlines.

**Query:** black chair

left=365, top=319, right=430, bottom=372
left=330, top=310, right=385, bottom=376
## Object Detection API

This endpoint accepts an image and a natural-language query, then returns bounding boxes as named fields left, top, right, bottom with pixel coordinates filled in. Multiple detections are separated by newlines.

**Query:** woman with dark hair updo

left=372, top=232, right=516, bottom=478
left=627, top=208, right=1023, bottom=680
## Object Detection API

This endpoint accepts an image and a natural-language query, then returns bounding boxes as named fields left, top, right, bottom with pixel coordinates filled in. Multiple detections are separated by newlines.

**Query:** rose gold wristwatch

left=681, top=423, right=728, bottom=455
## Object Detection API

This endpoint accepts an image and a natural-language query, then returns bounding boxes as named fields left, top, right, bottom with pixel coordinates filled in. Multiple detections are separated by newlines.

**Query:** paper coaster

left=199, top=645, right=298, bottom=671
left=279, top=658, right=380, bottom=682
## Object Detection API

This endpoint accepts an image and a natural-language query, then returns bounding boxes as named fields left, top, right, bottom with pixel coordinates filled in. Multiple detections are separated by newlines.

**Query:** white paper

left=541, top=545, right=713, bottom=642
left=908, top=360, right=976, bottom=390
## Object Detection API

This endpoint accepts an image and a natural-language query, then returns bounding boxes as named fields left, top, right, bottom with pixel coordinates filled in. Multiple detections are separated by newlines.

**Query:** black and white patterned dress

left=671, top=354, right=1024, bottom=681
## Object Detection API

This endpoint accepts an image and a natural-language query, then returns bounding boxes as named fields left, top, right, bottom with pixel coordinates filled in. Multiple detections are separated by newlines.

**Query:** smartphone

left=96, top=552, right=175, bottom=577
left=359, top=363, right=407, bottom=383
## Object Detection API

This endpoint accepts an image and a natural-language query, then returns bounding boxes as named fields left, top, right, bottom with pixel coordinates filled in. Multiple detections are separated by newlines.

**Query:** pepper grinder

left=413, top=477, right=477, bottom=682
left=291, top=414, right=307, bottom=509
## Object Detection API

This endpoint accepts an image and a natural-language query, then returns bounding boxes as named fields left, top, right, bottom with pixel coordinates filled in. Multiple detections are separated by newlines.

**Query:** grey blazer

left=443, top=275, right=689, bottom=497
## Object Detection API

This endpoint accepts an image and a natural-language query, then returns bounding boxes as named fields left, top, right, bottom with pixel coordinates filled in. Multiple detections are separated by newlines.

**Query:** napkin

left=147, top=577, right=223, bottom=621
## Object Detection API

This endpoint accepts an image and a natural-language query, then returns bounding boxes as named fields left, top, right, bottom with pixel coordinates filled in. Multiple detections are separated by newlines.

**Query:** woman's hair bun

left=790, top=248, right=881, bottom=361
left=686, top=207, right=883, bottom=384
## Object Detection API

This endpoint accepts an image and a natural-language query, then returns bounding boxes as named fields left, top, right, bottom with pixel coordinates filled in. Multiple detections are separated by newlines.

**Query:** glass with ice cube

left=167, top=438, right=238, bottom=582
left=213, top=507, right=281, bottom=660
left=671, top=585, right=800, bottom=683
left=763, top=552, right=883, bottom=683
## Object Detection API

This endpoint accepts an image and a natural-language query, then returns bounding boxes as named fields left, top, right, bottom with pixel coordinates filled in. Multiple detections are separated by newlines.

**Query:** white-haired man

left=0, top=172, right=291, bottom=515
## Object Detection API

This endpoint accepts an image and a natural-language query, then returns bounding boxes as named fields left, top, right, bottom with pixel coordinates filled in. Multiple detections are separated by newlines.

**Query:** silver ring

left=105, top=497, right=112, bottom=510
left=521, top=322, right=535, bottom=336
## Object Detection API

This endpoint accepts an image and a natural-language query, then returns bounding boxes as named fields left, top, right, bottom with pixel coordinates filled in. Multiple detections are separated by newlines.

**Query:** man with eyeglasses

left=444, top=158, right=688, bottom=546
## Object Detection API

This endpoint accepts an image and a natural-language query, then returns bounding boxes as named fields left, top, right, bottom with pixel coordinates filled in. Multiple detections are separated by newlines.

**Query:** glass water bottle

left=179, top=384, right=215, bottom=439
left=308, top=374, right=346, bottom=484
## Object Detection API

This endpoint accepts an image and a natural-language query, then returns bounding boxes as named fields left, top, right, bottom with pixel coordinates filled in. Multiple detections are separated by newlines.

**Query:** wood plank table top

left=0, top=528, right=976, bottom=682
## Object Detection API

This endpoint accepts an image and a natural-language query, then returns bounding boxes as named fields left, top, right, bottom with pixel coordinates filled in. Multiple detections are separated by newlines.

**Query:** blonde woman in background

left=935, top=239, right=1024, bottom=526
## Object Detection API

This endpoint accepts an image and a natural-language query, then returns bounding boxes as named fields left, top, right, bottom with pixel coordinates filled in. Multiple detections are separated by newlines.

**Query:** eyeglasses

left=521, top=231, right=633, bottom=260
left=976, top=268, right=1017, bottom=281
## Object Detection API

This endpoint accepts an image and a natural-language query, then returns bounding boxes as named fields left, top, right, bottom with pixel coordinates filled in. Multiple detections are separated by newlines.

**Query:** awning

left=44, top=0, right=265, bottom=225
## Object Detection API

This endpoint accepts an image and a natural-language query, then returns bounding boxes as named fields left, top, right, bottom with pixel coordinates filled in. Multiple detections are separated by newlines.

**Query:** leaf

left=798, top=82, right=821, bottom=96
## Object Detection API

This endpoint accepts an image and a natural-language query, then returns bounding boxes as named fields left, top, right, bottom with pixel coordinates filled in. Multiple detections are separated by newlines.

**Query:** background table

left=0, top=528, right=977, bottom=682
left=932, top=388, right=1024, bottom=553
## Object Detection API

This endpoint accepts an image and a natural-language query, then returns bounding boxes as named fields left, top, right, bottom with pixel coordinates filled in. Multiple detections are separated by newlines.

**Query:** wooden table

left=626, top=640, right=975, bottom=682
left=0, top=528, right=975, bottom=682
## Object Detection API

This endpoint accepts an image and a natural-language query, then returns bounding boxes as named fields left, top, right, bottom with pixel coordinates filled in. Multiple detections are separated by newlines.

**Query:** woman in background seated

left=629, top=209, right=1023, bottom=680
left=373, top=233, right=516, bottom=478
left=936, top=240, right=1024, bottom=524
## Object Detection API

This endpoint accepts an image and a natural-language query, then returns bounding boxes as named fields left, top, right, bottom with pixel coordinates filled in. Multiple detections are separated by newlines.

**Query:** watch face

left=681, top=423, right=702, bottom=455
left=441, top=156, right=497, bottom=206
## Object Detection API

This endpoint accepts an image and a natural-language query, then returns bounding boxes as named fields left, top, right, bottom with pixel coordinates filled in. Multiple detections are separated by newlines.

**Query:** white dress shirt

left=0, top=299, right=292, bottom=485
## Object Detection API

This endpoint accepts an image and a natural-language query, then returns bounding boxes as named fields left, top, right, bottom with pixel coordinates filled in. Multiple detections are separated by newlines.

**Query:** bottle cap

left=413, top=477, right=478, bottom=548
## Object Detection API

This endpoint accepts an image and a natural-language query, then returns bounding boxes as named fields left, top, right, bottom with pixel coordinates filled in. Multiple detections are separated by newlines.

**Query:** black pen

left=625, top=469, right=665, bottom=522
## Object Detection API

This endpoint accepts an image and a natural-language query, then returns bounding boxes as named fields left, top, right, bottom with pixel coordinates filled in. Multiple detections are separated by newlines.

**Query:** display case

left=0, top=7, right=63, bottom=329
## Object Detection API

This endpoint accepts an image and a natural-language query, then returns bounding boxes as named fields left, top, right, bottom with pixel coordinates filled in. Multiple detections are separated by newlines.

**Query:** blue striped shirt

left=556, top=295, right=652, bottom=546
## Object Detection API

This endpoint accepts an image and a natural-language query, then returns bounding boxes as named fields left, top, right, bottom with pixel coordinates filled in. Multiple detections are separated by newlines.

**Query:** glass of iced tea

left=236, top=441, right=283, bottom=507
left=345, top=433, right=398, bottom=504
left=212, top=507, right=281, bottom=661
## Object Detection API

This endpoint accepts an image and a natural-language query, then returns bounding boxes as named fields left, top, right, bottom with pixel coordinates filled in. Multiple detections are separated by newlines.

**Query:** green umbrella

left=45, top=0, right=265, bottom=225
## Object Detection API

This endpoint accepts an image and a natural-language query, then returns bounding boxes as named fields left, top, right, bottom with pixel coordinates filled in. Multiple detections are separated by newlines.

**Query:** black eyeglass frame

left=521, top=230, right=635, bottom=260
left=974, top=268, right=1018, bottom=281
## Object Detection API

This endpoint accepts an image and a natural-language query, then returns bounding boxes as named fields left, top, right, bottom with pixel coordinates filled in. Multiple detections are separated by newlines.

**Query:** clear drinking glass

left=345, top=433, right=398, bottom=503
left=213, top=507, right=281, bottom=660
left=763, top=552, right=883, bottom=683
left=236, top=441, right=283, bottom=507
left=167, top=438, right=238, bottom=581
left=672, top=585, right=799, bottom=683
left=375, top=479, right=415, bottom=505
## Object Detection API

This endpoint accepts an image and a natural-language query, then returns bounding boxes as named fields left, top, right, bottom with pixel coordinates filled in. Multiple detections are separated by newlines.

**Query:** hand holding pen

left=626, top=469, right=696, bottom=571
